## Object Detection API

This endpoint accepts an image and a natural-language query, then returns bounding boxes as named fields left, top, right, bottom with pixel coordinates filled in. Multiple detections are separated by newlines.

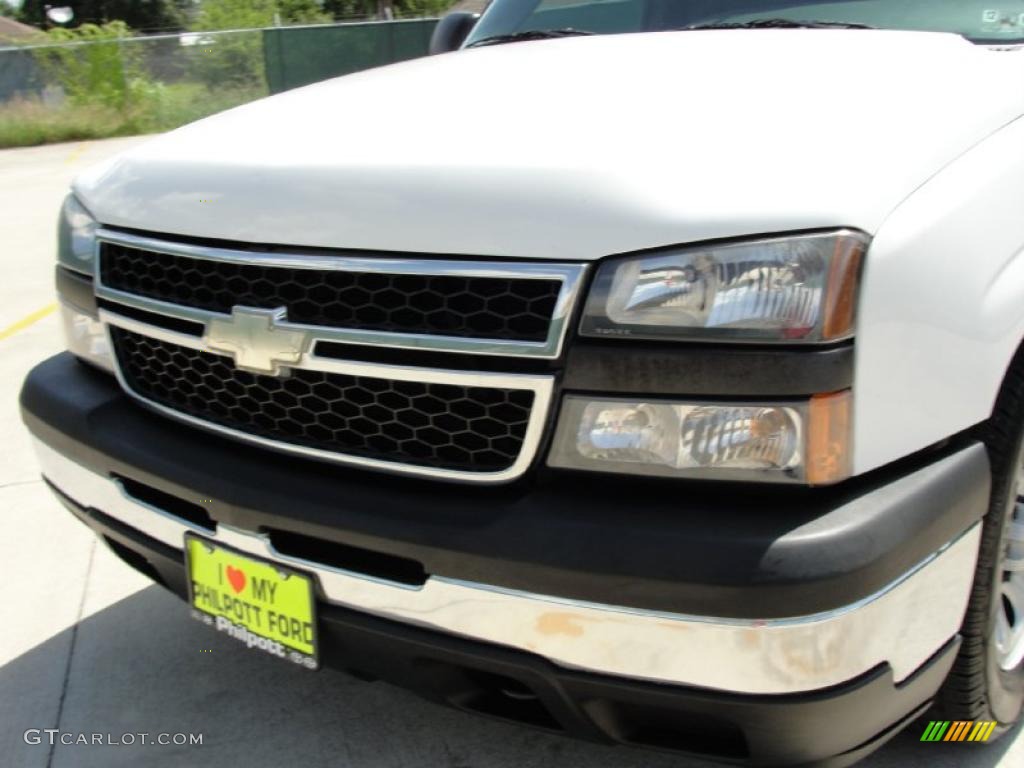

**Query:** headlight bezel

left=578, top=229, right=868, bottom=345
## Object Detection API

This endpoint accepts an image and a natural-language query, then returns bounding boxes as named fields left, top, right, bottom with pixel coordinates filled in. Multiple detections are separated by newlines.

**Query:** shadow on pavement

left=0, top=579, right=1020, bottom=768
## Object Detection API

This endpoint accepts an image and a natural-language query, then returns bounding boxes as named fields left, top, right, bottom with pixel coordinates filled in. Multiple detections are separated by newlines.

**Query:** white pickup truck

left=21, top=1, right=1024, bottom=764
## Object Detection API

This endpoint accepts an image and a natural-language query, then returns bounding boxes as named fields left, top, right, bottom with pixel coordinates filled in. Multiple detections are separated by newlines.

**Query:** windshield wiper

left=687, top=18, right=874, bottom=31
left=467, top=28, right=594, bottom=48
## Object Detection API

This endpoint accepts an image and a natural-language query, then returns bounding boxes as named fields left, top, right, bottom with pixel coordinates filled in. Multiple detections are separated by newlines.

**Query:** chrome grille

left=100, top=242, right=562, bottom=343
left=110, top=328, right=535, bottom=473
left=94, top=230, right=587, bottom=359
left=93, top=230, right=574, bottom=484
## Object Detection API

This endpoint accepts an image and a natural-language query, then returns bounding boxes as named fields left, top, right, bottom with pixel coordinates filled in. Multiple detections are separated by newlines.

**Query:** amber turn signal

left=806, top=390, right=853, bottom=485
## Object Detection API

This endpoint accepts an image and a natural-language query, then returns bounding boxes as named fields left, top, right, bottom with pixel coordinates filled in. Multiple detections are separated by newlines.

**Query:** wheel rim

left=995, top=460, right=1024, bottom=671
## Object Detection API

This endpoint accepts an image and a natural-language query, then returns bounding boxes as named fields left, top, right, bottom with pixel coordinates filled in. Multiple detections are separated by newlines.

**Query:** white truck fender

left=854, top=115, right=1024, bottom=474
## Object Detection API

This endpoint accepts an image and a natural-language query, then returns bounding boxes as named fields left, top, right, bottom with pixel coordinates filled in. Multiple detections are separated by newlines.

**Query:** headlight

left=60, top=302, right=114, bottom=373
left=580, top=231, right=867, bottom=343
left=58, top=194, right=98, bottom=274
left=548, top=391, right=851, bottom=485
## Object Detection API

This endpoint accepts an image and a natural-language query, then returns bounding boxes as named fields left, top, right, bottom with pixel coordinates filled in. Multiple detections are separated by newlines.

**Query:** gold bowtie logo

left=203, top=306, right=310, bottom=376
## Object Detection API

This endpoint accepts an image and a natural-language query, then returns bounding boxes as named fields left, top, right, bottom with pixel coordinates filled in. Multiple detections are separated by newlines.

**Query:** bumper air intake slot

left=267, top=528, right=428, bottom=587
left=116, top=476, right=216, bottom=532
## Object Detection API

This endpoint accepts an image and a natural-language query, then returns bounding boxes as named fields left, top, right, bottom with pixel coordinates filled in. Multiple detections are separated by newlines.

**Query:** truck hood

left=75, top=30, right=1024, bottom=261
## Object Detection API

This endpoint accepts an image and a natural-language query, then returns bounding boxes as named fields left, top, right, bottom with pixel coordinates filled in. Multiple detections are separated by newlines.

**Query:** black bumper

left=21, top=353, right=990, bottom=764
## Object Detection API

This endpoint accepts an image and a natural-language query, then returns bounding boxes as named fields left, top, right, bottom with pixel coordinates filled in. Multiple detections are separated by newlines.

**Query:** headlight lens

left=580, top=231, right=867, bottom=343
left=548, top=391, right=851, bottom=485
left=60, top=302, right=114, bottom=373
left=58, top=194, right=98, bottom=274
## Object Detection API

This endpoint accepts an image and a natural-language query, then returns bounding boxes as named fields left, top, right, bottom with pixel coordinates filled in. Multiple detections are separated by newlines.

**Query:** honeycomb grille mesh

left=110, top=328, right=535, bottom=472
left=100, top=243, right=561, bottom=342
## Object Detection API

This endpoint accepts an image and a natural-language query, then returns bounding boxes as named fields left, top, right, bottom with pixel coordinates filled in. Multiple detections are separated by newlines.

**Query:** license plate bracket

left=184, top=533, right=319, bottom=670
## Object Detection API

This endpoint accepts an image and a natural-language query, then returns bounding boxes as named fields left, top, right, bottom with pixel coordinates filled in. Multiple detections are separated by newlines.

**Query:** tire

left=933, top=352, right=1024, bottom=737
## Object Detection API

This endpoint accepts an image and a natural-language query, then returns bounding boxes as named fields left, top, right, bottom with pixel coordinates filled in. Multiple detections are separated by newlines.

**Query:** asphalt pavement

left=1, top=136, right=1021, bottom=767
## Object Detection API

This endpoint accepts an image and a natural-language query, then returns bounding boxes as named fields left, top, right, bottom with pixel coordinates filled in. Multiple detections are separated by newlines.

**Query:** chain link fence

left=0, top=19, right=438, bottom=147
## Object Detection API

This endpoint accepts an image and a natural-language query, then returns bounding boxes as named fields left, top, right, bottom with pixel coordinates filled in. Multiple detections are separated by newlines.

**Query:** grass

left=0, top=83, right=266, bottom=149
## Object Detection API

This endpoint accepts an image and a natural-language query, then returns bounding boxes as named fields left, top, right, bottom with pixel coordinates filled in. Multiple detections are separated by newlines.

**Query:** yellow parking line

left=0, top=303, right=57, bottom=341
left=64, top=143, right=88, bottom=164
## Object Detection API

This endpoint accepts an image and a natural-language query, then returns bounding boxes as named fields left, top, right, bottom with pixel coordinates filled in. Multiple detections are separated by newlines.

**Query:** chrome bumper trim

left=34, top=439, right=982, bottom=695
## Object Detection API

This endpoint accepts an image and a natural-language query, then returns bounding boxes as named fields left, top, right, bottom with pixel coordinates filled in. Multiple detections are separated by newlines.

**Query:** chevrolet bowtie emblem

left=204, top=306, right=310, bottom=376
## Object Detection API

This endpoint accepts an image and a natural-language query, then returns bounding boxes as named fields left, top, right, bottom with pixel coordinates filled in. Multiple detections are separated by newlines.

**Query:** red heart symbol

left=226, top=566, right=246, bottom=594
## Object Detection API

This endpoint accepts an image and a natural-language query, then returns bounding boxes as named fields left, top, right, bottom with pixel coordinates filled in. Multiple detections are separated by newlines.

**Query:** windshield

left=464, top=0, right=1024, bottom=46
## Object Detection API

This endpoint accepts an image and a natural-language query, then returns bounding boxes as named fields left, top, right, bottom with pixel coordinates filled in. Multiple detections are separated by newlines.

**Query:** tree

left=321, top=0, right=374, bottom=21
left=322, top=0, right=454, bottom=21
left=190, top=0, right=332, bottom=31
left=17, top=1, right=186, bottom=32
left=191, top=0, right=276, bottom=30
left=0, top=0, right=19, bottom=19
left=277, top=0, right=331, bottom=24
left=16, top=0, right=452, bottom=30
left=32, top=21, right=154, bottom=109
left=396, top=0, right=456, bottom=19
left=188, top=0, right=273, bottom=90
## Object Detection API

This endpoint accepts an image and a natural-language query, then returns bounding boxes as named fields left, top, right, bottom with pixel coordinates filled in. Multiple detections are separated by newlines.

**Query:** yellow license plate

left=185, top=534, right=319, bottom=669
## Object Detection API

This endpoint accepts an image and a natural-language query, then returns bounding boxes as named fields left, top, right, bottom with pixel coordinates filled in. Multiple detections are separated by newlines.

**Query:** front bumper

left=22, top=353, right=990, bottom=764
